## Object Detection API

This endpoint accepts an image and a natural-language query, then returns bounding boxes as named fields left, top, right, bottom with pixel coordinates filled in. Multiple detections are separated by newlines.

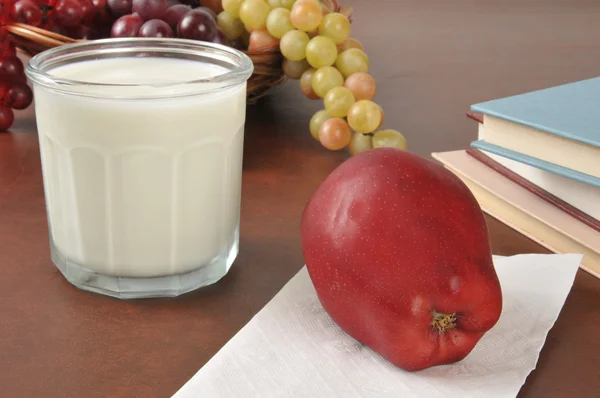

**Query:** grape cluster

left=1, top=0, right=407, bottom=152
left=0, top=29, right=32, bottom=131
left=219, top=0, right=405, bottom=154
left=277, top=0, right=406, bottom=154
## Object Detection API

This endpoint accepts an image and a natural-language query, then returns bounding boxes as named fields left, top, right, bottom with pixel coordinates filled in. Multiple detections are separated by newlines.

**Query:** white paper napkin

left=173, top=254, right=582, bottom=398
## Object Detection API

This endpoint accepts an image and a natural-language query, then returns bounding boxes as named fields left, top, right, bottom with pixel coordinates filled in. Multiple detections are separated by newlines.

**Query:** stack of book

left=432, top=77, right=600, bottom=279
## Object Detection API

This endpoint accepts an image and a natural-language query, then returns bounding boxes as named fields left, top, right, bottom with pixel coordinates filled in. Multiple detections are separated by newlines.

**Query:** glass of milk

left=26, top=38, right=254, bottom=299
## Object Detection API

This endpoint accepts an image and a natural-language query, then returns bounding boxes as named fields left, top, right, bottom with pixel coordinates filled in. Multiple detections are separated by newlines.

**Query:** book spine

left=466, top=148, right=600, bottom=233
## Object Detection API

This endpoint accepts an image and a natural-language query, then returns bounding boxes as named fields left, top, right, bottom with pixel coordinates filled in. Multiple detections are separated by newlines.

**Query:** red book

left=466, top=111, right=484, bottom=124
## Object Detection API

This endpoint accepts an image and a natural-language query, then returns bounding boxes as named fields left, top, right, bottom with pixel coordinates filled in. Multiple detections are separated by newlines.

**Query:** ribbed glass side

left=41, top=126, right=244, bottom=299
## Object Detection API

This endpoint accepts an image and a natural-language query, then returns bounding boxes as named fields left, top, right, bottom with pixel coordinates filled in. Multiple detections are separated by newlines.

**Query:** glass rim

left=25, top=38, right=255, bottom=100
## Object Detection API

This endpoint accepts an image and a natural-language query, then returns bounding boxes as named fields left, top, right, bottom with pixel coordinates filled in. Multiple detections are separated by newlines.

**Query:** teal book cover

left=471, top=77, right=600, bottom=148
left=471, top=140, right=600, bottom=188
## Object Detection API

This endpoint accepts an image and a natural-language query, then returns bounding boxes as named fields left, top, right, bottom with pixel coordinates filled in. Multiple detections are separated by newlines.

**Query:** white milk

left=33, top=57, right=247, bottom=279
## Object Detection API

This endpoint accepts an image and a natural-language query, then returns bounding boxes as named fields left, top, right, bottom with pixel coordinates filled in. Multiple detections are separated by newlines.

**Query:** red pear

left=301, top=148, right=503, bottom=371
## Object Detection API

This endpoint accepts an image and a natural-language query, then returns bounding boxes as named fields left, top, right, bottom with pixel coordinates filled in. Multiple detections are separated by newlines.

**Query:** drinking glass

left=26, top=38, right=254, bottom=299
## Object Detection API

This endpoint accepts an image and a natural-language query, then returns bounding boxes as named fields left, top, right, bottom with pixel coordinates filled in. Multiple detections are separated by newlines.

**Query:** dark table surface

left=1, top=0, right=599, bottom=397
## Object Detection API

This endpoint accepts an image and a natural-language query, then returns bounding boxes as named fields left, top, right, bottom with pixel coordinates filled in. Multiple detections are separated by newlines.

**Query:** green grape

left=324, top=86, right=355, bottom=118
left=267, top=0, right=283, bottom=6
left=280, top=29, right=310, bottom=61
left=347, top=100, right=382, bottom=133
left=344, top=72, right=376, bottom=101
left=300, top=68, right=319, bottom=99
left=336, top=48, right=369, bottom=78
left=217, top=11, right=245, bottom=40
left=318, top=12, right=351, bottom=44
left=372, top=129, right=408, bottom=150
left=290, top=0, right=322, bottom=32
left=281, top=0, right=296, bottom=9
left=306, top=0, right=322, bottom=7
left=283, top=58, right=310, bottom=79
left=338, top=37, right=363, bottom=52
left=240, top=0, right=271, bottom=30
left=309, top=110, right=332, bottom=141
left=266, top=8, right=294, bottom=39
left=349, top=133, right=373, bottom=155
left=320, top=3, right=329, bottom=16
left=249, top=29, right=280, bottom=52
left=376, top=104, right=385, bottom=129
left=223, top=0, right=244, bottom=18
left=305, top=35, right=338, bottom=68
left=319, top=118, right=352, bottom=150
left=311, top=66, right=344, bottom=98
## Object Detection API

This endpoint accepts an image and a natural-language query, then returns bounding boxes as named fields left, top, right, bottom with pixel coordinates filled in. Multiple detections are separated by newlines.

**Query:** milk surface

left=34, top=57, right=247, bottom=278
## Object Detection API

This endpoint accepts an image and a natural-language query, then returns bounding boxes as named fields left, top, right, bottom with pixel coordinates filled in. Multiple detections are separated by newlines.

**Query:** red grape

left=229, top=38, right=246, bottom=51
left=212, top=31, right=230, bottom=46
left=6, top=83, right=33, bottom=110
left=91, top=0, right=112, bottom=24
left=138, top=19, right=173, bottom=37
left=79, top=0, right=96, bottom=24
left=97, top=23, right=113, bottom=38
left=1, top=1, right=16, bottom=24
left=43, top=22, right=69, bottom=36
left=10, top=0, right=43, bottom=27
left=93, top=7, right=114, bottom=25
left=177, top=8, right=217, bottom=41
left=53, top=0, right=84, bottom=27
left=5, top=47, right=17, bottom=57
left=0, top=56, right=24, bottom=83
left=177, top=0, right=199, bottom=7
left=5, top=46, right=17, bottom=57
left=91, top=0, right=106, bottom=12
left=163, top=4, right=190, bottom=30
left=111, top=12, right=143, bottom=37
left=0, top=82, right=10, bottom=104
left=132, top=0, right=167, bottom=21
left=107, top=0, right=132, bottom=17
left=196, top=6, right=216, bottom=21
left=1, top=39, right=17, bottom=58
left=66, top=24, right=98, bottom=39
left=0, top=106, right=14, bottom=132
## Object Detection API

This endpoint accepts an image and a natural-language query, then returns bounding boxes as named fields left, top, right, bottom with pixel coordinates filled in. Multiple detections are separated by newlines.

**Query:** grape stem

left=320, top=0, right=353, bottom=21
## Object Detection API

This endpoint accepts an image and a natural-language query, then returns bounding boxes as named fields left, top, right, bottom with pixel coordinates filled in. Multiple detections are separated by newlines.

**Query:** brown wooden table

left=1, top=1, right=599, bottom=397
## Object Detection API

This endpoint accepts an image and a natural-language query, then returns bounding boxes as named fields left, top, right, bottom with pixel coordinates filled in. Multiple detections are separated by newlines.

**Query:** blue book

left=470, top=77, right=600, bottom=180
left=471, top=140, right=600, bottom=188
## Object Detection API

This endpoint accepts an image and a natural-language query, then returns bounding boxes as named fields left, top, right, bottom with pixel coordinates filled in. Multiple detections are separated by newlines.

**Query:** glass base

left=50, top=233, right=239, bottom=299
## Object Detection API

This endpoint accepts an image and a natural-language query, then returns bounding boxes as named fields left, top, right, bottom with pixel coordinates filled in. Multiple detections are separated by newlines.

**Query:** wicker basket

left=4, top=0, right=352, bottom=104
